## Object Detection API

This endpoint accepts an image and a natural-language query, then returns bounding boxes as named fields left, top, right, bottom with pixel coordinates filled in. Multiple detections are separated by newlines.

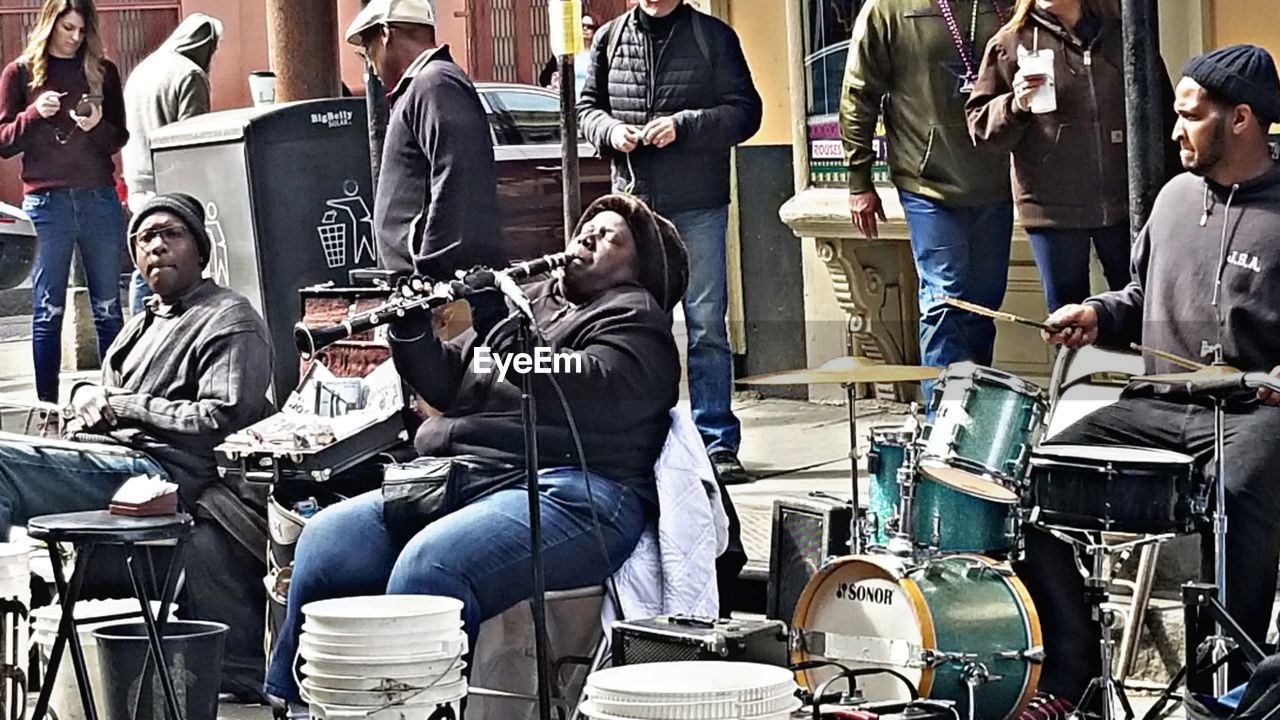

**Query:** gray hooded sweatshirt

left=1087, top=162, right=1280, bottom=389
left=122, top=14, right=222, bottom=202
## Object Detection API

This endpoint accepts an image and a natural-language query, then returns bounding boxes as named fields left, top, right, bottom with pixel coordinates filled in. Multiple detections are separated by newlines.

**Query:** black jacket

left=376, top=45, right=505, bottom=280
left=577, top=4, right=762, bottom=214
left=390, top=279, right=679, bottom=488
left=1088, top=164, right=1280, bottom=386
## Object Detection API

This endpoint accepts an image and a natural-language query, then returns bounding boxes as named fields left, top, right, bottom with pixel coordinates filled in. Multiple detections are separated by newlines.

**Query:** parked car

left=477, top=83, right=612, bottom=262
left=0, top=202, right=35, bottom=291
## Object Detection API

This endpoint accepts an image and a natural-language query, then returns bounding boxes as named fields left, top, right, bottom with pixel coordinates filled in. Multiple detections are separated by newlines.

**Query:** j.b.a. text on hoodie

left=1087, top=163, right=1280, bottom=379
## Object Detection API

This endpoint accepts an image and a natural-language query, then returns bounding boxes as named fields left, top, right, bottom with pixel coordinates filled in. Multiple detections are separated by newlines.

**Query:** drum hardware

left=1125, top=361, right=1280, bottom=698
left=794, top=659, right=926, bottom=720
left=741, top=359, right=939, bottom=556
left=1037, top=528, right=1173, bottom=720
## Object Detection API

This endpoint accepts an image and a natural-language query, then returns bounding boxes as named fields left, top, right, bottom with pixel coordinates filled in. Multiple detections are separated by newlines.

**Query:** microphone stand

left=514, top=303, right=553, bottom=720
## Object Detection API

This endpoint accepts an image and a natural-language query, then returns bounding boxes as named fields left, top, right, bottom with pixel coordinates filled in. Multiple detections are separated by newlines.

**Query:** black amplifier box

left=768, top=496, right=853, bottom=624
left=611, top=615, right=788, bottom=667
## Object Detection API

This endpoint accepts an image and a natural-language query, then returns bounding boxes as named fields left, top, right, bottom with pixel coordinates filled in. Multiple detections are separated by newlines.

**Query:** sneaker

left=710, top=450, right=752, bottom=485
left=1019, top=692, right=1077, bottom=720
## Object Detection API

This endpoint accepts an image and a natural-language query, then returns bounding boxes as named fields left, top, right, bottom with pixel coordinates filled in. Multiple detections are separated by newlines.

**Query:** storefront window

left=801, top=0, right=889, bottom=188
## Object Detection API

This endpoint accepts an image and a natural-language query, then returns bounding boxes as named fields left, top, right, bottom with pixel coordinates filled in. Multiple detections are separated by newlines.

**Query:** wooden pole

left=265, top=0, right=342, bottom=101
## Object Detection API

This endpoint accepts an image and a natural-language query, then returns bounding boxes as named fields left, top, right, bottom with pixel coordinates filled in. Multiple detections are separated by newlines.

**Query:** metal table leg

left=31, top=542, right=98, bottom=720
left=129, top=539, right=186, bottom=720
left=125, top=542, right=184, bottom=720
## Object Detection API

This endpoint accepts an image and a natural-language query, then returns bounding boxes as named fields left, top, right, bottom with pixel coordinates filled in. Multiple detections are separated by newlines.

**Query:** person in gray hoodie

left=1014, top=45, right=1280, bottom=716
left=121, top=13, right=221, bottom=314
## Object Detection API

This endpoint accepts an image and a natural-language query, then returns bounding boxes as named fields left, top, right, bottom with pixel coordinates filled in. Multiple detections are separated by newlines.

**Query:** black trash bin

left=93, top=620, right=228, bottom=720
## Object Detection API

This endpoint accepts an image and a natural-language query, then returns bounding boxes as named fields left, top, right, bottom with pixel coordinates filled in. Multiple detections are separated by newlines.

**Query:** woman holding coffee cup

left=965, top=0, right=1177, bottom=311
left=0, top=0, right=129, bottom=403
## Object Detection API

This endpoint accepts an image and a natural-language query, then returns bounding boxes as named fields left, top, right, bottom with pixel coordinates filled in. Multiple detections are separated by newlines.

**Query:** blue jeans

left=24, top=187, right=126, bottom=402
left=669, top=205, right=740, bottom=455
left=0, top=431, right=164, bottom=532
left=129, top=269, right=153, bottom=317
left=899, top=190, right=1013, bottom=371
left=263, top=469, right=651, bottom=703
left=1026, top=224, right=1132, bottom=311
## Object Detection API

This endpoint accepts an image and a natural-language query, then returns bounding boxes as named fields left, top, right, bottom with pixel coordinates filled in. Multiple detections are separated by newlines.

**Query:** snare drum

left=1027, top=445, right=1201, bottom=533
left=922, top=363, right=1047, bottom=486
left=866, top=424, right=914, bottom=547
left=792, top=554, right=1041, bottom=720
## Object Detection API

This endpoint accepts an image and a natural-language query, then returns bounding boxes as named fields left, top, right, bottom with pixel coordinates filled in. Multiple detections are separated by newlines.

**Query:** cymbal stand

left=1207, top=347, right=1231, bottom=696
left=1041, top=527, right=1172, bottom=720
left=843, top=383, right=863, bottom=554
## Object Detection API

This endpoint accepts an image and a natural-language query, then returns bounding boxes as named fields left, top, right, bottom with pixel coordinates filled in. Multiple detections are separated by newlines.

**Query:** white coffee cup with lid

left=1017, top=47, right=1057, bottom=114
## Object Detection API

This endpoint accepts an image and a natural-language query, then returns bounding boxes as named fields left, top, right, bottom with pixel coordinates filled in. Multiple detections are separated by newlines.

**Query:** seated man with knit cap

left=0, top=192, right=273, bottom=526
left=1014, top=45, right=1280, bottom=718
left=0, top=191, right=275, bottom=700
left=264, top=193, right=689, bottom=710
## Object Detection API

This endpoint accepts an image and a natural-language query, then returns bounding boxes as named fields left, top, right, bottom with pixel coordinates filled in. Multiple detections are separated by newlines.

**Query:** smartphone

left=74, top=94, right=102, bottom=117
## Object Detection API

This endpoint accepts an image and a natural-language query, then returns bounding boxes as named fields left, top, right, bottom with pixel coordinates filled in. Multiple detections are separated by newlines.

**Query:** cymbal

left=738, top=356, right=940, bottom=386
left=1135, top=364, right=1241, bottom=384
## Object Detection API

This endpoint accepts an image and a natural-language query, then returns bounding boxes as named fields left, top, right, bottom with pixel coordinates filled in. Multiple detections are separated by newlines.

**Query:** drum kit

left=739, top=346, right=1230, bottom=720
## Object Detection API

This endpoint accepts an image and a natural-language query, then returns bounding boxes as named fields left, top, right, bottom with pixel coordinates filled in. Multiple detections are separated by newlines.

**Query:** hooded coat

left=122, top=13, right=222, bottom=205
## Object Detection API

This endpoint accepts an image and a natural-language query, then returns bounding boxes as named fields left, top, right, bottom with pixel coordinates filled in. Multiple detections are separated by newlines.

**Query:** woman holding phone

left=0, top=0, right=128, bottom=403
left=965, top=0, right=1175, bottom=311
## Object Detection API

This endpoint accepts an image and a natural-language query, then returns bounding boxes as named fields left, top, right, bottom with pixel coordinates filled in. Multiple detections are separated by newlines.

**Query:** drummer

left=1022, top=45, right=1280, bottom=715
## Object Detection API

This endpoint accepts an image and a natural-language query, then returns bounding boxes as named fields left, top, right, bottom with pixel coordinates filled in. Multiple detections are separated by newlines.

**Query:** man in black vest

left=577, top=0, right=762, bottom=485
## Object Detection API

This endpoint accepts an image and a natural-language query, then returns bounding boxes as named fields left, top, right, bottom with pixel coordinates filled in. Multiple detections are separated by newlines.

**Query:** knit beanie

left=128, top=193, right=212, bottom=265
left=574, top=194, right=689, bottom=313
left=1183, top=44, right=1280, bottom=125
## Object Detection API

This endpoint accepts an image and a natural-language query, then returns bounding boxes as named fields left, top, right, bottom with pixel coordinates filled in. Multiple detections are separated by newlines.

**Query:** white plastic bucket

left=300, top=658, right=465, bottom=691
left=34, top=624, right=104, bottom=720
left=31, top=599, right=178, bottom=720
left=580, top=662, right=801, bottom=720
left=577, top=700, right=801, bottom=720
left=307, top=679, right=467, bottom=720
left=301, top=677, right=466, bottom=707
left=301, top=595, right=463, bottom=636
left=300, top=638, right=468, bottom=679
left=299, top=628, right=464, bottom=659
left=582, top=695, right=803, bottom=720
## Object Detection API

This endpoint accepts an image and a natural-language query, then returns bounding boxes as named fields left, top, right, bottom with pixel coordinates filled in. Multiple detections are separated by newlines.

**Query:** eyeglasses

left=132, top=224, right=188, bottom=247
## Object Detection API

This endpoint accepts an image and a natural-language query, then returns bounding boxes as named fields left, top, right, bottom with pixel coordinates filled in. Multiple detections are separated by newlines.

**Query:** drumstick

left=942, top=297, right=1060, bottom=332
left=1128, top=343, right=1206, bottom=371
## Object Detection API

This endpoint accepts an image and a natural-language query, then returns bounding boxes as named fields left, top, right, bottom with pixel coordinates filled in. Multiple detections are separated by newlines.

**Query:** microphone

left=462, top=252, right=580, bottom=321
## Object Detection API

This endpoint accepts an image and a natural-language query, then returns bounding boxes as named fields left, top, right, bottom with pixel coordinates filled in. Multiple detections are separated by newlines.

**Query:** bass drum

left=791, top=554, right=1041, bottom=720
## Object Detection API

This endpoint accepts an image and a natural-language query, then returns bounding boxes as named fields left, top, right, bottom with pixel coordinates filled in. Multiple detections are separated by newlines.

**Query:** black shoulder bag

left=381, top=455, right=524, bottom=543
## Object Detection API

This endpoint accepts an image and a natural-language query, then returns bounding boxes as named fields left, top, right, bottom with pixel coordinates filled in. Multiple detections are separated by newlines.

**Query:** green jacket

left=841, top=0, right=1013, bottom=205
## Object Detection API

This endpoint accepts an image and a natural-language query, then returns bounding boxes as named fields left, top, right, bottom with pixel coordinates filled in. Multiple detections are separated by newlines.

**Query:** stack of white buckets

left=299, top=595, right=468, bottom=719
left=578, top=662, right=801, bottom=720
